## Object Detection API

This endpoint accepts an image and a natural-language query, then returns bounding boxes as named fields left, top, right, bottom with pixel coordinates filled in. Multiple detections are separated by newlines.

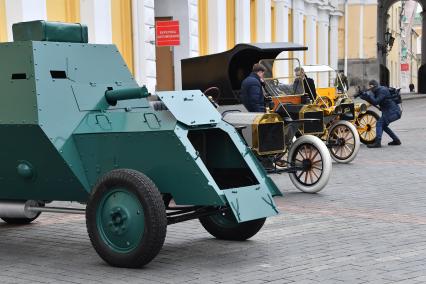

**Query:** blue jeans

left=376, top=116, right=399, bottom=141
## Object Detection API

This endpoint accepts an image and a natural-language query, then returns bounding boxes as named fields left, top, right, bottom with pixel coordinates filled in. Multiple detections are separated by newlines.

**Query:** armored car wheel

left=327, top=121, right=360, bottom=163
left=356, top=110, right=379, bottom=145
left=288, top=135, right=332, bottom=193
left=199, top=211, right=266, bottom=241
left=86, top=169, right=167, bottom=268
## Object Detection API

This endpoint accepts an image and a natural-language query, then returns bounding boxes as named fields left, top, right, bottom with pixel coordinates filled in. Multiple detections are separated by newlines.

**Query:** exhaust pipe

left=0, top=200, right=86, bottom=218
left=0, top=200, right=41, bottom=219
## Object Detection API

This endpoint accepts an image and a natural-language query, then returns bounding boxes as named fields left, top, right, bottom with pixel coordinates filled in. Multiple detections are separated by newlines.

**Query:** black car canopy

left=181, top=42, right=307, bottom=105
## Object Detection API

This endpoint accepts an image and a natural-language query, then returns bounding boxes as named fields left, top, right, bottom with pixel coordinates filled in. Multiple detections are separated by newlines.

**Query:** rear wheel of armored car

left=199, top=210, right=265, bottom=241
left=288, top=135, right=332, bottom=193
left=327, top=120, right=360, bottom=163
left=86, top=169, right=167, bottom=268
left=356, top=110, right=379, bottom=144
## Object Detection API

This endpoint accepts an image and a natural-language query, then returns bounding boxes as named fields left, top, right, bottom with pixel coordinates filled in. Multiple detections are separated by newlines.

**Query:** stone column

left=256, top=0, right=271, bottom=42
left=236, top=0, right=251, bottom=43
left=274, top=0, right=289, bottom=42
left=274, top=0, right=290, bottom=82
left=305, top=3, right=317, bottom=65
left=5, top=0, right=47, bottom=41
left=208, top=0, right=227, bottom=53
left=132, top=0, right=156, bottom=91
left=329, top=14, right=339, bottom=71
left=80, top=0, right=112, bottom=44
left=422, top=10, right=426, bottom=64
left=292, top=0, right=305, bottom=65
left=317, top=9, right=329, bottom=87
left=359, top=4, right=364, bottom=59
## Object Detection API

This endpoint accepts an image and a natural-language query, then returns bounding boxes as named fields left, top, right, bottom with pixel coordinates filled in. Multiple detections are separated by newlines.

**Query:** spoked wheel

left=86, top=169, right=167, bottom=268
left=288, top=135, right=332, bottom=193
left=199, top=210, right=266, bottom=241
left=327, top=120, right=360, bottom=163
left=356, top=110, right=379, bottom=144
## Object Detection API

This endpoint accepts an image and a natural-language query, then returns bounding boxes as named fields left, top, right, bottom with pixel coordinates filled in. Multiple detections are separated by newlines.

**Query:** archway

left=378, top=0, right=426, bottom=92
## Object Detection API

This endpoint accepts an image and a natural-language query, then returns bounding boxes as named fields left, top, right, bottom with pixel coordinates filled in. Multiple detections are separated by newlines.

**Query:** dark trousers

left=376, top=116, right=399, bottom=141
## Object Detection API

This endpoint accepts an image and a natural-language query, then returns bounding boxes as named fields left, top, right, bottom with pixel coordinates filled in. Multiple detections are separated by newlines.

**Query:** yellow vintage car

left=262, top=61, right=378, bottom=146
left=260, top=59, right=367, bottom=163
left=302, top=65, right=379, bottom=145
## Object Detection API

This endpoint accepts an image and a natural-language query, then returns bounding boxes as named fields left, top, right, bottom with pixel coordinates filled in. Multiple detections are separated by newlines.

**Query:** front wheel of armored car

left=356, top=110, right=379, bottom=145
left=327, top=120, right=360, bottom=163
left=86, top=169, right=167, bottom=268
left=199, top=211, right=266, bottom=241
left=288, top=135, right=332, bottom=193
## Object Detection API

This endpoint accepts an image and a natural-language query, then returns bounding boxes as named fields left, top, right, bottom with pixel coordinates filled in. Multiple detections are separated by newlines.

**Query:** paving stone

left=0, top=99, right=426, bottom=283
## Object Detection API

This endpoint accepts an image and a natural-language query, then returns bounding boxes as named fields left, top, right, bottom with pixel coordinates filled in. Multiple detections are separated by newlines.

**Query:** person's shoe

left=367, top=139, right=382, bottom=148
left=388, top=140, right=401, bottom=146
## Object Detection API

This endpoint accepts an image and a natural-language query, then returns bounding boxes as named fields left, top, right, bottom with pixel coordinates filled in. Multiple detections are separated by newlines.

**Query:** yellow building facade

left=0, top=0, right=341, bottom=91
left=338, top=0, right=421, bottom=90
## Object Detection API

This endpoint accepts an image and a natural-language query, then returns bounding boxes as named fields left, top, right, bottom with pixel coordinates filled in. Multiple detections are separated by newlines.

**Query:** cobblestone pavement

left=1, top=99, right=426, bottom=284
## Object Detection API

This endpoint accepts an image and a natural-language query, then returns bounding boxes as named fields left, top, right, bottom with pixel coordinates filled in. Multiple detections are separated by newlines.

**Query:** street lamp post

left=378, top=30, right=395, bottom=54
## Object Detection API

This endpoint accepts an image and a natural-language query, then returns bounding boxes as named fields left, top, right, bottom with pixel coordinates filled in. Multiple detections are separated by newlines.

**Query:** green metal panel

left=13, top=21, right=88, bottom=43
left=158, top=90, right=222, bottom=126
left=0, top=43, right=37, bottom=124
left=73, top=130, right=226, bottom=206
left=0, top=125, right=88, bottom=201
left=223, top=186, right=278, bottom=222
left=73, top=111, right=177, bottom=134
left=71, top=83, right=147, bottom=111
left=217, top=121, right=282, bottom=197
left=32, top=41, right=146, bottom=194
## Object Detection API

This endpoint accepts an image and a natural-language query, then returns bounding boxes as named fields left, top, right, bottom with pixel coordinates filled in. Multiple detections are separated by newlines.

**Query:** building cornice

left=317, top=7, right=331, bottom=22
left=305, top=2, right=319, bottom=17
left=340, top=0, right=378, bottom=5
left=330, top=10, right=344, bottom=16
left=304, top=0, right=323, bottom=6
left=273, top=0, right=292, bottom=8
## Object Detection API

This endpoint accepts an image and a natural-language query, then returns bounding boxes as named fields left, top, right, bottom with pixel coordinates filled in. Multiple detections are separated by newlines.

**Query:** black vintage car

left=182, top=43, right=333, bottom=193
left=182, top=43, right=363, bottom=165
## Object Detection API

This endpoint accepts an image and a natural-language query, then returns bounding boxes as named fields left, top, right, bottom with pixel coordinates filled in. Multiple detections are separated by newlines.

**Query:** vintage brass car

left=260, top=59, right=363, bottom=163
left=303, top=65, right=379, bottom=145
left=183, top=44, right=332, bottom=193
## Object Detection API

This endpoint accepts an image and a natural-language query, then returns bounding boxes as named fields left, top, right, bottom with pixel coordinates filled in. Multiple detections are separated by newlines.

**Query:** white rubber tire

left=327, top=120, right=360, bottom=164
left=288, top=135, right=332, bottom=193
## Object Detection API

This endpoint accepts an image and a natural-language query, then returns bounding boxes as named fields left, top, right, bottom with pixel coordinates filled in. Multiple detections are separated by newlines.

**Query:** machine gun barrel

left=105, top=86, right=149, bottom=105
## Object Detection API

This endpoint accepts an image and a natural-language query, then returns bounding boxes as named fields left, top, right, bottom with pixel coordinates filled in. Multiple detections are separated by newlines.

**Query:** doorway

left=155, top=17, right=175, bottom=91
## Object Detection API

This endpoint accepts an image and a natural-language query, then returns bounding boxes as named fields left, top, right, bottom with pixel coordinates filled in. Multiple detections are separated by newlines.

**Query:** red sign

left=156, top=20, right=180, bottom=46
left=401, top=63, right=409, bottom=71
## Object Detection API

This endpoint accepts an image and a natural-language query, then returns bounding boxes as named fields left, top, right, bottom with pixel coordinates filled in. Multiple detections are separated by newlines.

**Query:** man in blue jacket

left=240, top=63, right=267, bottom=112
left=360, top=80, right=402, bottom=148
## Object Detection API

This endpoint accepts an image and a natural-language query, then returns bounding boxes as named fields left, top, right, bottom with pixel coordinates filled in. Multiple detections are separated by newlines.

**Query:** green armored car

left=0, top=21, right=282, bottom=267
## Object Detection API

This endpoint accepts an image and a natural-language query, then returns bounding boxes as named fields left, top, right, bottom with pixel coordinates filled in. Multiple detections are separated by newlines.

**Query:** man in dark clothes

left=359, top=79, right=402, bottom=148
left=293, top=67, right=317, bottom=100
left=240, top=63, right=267, bottom=112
